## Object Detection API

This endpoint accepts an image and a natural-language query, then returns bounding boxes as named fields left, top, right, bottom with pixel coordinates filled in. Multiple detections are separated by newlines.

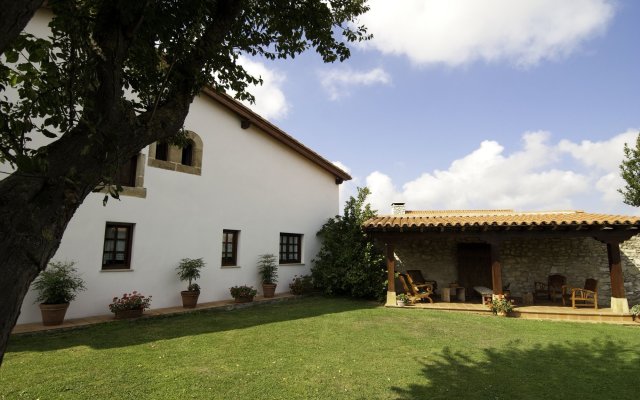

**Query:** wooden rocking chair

left=398, top=273, right=434, bottom=304
left=533, top=274, right=566, bottom=302
left=562, top=278, right=598, bottom=309
left=406, top=270, right=437, bottom=292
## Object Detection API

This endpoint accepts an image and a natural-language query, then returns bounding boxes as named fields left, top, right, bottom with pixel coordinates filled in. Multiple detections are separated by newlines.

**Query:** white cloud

left=319, top=67, right=391, bottom=100
left=238, top=56, right=289, bottom=120
left=558, top=129, right=637, bottom=171
left=359, top=0, right=615, bottom=67
left=365, top=130, right=640, bottom=215
left=366, top=170, right=402, bottom=213
left=558, top=129, right=639, bottom=209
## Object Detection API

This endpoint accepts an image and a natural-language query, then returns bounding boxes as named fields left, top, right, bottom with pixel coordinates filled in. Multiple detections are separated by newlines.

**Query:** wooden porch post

left=386, top=243, right=396, bottom=306
left=607, top=241, right=629, bottom=313
left=490, top=241, right=503, bottom=296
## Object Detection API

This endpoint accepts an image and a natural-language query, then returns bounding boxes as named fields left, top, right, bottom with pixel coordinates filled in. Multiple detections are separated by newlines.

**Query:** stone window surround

left=147, top=130, right=203, bottom=176
left=96, top=153, right=147, bottom=199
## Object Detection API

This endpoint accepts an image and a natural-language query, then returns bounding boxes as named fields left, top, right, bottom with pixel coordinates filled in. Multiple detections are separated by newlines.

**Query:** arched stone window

left=148, top=131, right=203, bottom=175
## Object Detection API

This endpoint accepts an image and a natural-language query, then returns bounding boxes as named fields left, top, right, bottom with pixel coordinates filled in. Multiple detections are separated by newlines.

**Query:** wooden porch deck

left=388, top=300, right=638, bottom=324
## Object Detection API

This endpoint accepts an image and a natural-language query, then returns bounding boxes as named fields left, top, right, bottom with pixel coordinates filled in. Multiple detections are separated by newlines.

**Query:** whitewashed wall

left=14, top=91, right=340, bottom=324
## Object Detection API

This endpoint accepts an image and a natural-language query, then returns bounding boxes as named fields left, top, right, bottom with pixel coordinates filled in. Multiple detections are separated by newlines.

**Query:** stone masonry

left=391, top=235, right=640, bottom=308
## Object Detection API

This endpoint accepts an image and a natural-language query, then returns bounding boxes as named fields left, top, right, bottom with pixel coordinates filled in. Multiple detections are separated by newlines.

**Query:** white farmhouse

left=11, top=80, right=349, bottom=325
left=2, top=9, right=349, bottom=324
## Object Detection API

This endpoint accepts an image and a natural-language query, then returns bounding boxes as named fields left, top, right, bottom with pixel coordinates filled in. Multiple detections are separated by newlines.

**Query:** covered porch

left=364, top=208, right=640, bottom=318
left=388, top=300, right=637, bottom=324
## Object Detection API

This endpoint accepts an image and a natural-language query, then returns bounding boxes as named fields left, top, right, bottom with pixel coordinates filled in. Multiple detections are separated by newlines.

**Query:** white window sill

left=100, top=268, right=134, bottom=272
left=279, top=263, right=305, bottom=267
left=221, top=265, right=241, bottom=269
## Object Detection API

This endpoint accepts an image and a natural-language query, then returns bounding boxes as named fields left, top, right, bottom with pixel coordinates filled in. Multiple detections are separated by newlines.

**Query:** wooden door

left=457, top=243, right=492, bottom=297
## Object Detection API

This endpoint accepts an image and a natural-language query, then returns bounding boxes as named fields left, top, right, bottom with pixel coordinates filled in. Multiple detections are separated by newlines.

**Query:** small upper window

left=117, top=155, right=138, bottom=187
left=181, top=141, right=194, bottom=166
left=102, top=223, right=134, bottom=269
left=222, top=230, right=239, bottom=266
left=155, top=142, right=169, bottom=161
left=279, top=233, right=302, bottom=264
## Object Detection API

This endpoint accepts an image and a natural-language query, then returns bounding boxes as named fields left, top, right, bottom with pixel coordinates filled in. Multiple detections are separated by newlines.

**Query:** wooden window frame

left=279, top=233, right=302, bottom=264
left=102, top=222, right=134, bottom=270
left=222, top=229, right=239, bottom=266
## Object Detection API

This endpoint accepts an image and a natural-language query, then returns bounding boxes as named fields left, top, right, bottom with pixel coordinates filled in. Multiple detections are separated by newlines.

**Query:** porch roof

left=363, top=210, right=640, bottom=234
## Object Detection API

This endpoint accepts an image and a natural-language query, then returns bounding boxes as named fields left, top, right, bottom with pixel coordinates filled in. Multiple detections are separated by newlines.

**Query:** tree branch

left=0, top=0, right=44, bottom=55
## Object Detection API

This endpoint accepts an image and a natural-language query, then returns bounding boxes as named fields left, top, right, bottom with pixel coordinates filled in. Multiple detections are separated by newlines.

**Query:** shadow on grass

left=7, top=297, right=378, bottom=353
left=392, top=337, right=640, bottom=400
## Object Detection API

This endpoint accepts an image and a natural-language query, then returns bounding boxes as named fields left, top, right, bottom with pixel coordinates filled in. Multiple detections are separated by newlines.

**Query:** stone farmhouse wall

left=392, top=235, right=640, bottom=308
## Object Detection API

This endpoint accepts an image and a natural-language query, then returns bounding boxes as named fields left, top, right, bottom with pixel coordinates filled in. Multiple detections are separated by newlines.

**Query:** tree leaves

left=311, top=187, right=386, bottom=300
left=619, top=132, right=640, bottom=207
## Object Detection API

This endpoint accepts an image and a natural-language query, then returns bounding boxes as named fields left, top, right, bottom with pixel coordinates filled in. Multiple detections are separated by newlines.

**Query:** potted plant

left=490, top=296, right=514, bottom=317
left=289, top=274, right=314, bottom=295
left=32, top=261, right=86, bottom=326
left=108, top=291, right=152, bottom=319
left=229, top=285, right=257, bottom=303
left=396, top=293, right=410, bottom=306
left=257, top=254, right=278, bottom=298
left=631, top=304, right=640, bottom=322
left=176, top=257, right=205, bottom=308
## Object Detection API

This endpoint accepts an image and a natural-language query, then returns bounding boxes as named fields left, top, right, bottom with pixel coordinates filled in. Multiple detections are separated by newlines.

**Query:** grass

left=1, top=297, right=639, bottom=400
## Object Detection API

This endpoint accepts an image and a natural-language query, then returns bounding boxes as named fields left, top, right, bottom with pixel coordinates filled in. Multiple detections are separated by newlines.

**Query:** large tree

left=0, top=0, right=370, bottom=364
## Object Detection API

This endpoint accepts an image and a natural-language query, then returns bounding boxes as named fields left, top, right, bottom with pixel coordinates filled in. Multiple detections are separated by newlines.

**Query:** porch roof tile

left=363, top=210, right=640, bottom=231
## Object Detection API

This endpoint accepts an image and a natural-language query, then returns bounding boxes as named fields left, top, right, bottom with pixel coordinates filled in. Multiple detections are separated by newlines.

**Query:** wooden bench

left=474, top=286, right=493, bottom=305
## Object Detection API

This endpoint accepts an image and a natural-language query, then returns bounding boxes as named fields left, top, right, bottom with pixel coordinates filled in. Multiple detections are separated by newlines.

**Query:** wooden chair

left=533, top=274, right=566, bottom=302
left=398, top=273, right=434, bottom=304
left=406, top=270, right=437, bottom=292
left=562, top=279, right=598, bottom=309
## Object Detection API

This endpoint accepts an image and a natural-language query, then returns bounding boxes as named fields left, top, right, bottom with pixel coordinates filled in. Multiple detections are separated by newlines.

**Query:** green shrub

left=32, top=261, right=86, bottom=304
left=311, top=187, right=386, bottom=300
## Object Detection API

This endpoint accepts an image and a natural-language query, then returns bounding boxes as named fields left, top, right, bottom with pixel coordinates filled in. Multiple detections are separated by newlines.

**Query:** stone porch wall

left=390, top=235, right=640, bottom=308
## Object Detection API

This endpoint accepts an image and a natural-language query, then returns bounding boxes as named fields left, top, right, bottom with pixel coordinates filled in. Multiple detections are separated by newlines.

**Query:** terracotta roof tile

left=364, top=210, right=640, bottom=231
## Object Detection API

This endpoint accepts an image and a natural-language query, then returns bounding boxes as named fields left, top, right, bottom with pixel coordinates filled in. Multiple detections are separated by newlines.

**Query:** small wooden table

left=442, top=286, right=465, bottom=302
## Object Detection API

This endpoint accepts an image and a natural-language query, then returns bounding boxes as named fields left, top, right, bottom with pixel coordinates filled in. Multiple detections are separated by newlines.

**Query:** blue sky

left=238, top=0, right=639, bottom=215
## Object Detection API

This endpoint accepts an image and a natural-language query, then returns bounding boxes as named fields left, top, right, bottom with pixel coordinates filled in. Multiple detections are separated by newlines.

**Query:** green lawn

left=1, top=298, right=639, bottom=400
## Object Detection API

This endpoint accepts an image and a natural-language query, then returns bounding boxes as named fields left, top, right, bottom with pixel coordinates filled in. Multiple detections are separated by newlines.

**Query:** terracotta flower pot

left=114, top=309, right=144, bottom=319
left=262, top=283, right=277, bottom=298
left=181, top=290, right=200, bottom=308
left=234, top=295, right=254, bottom=303
left=39, top=303, right=70, bottom=326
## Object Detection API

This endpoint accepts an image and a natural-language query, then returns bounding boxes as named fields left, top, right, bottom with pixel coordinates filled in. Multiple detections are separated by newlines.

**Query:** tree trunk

left=0, top=0, right=242, bottom=366
left=0, top=0, right=44, bottom=55
left=0, top=167, right=89, bottom=365
left=0, top=99, right=193, bottom=364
